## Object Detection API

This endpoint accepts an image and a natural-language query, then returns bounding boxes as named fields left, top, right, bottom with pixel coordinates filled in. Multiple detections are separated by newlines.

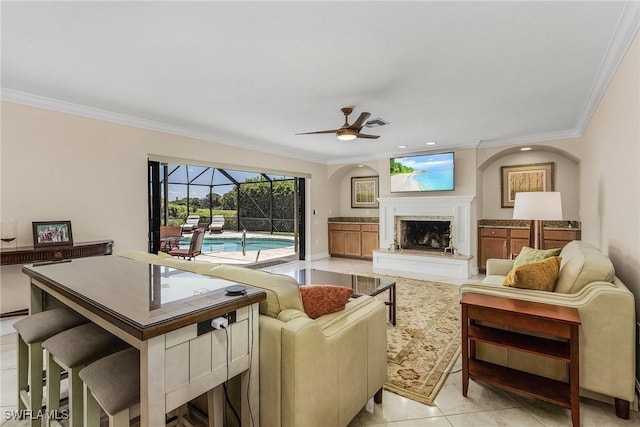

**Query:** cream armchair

left=208, top=265, right=388, bottom=427
left=460, top=241, right=636, bottom=418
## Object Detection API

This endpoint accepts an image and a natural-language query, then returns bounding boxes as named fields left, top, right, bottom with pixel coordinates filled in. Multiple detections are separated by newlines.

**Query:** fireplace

left=374, top=196, right=476, bottom=278
left=396, top=217, right=453, bottom=252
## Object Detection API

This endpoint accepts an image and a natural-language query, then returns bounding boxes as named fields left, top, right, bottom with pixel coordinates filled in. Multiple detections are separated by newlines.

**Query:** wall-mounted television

left=390, top=152, right=455, bottom=192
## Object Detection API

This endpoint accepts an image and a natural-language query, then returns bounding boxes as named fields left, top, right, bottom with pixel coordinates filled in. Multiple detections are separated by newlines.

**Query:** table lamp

left=512, top=192, right=563, bottom=249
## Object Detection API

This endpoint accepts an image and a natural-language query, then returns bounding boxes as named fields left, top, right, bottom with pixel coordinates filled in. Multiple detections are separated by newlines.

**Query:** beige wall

left=0, top=101, right=330, bottom=312
left=580, top=33, right=640, bottom=318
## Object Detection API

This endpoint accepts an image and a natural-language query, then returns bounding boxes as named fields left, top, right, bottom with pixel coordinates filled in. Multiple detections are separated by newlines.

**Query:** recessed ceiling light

left=426, top=141, right=437, bottom=145
left=357, top=164, right=365, bottom=168
left=520, top=147, right=532, bottom=151
left=398, top=145, right=408, bottom=149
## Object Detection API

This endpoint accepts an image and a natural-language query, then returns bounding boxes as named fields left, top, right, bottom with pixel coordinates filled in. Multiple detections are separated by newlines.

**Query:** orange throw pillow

left=299, top=285, right=353, bottom=319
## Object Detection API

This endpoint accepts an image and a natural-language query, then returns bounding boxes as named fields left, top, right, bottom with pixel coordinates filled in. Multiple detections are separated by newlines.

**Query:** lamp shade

left=513, top=192, right=563, bottom=220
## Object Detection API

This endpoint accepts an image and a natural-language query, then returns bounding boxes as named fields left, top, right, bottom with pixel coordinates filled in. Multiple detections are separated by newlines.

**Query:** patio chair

left=169, top=228, right=204, bottom=260
left=209, top=215, right=225, bottom=234
left=159, top=225, right=182, bottom=252
left=181, top=215, right=200, bottom=234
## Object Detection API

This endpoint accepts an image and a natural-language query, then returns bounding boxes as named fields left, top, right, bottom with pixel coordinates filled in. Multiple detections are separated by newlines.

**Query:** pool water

left=179, top=237, right=294, bottom=253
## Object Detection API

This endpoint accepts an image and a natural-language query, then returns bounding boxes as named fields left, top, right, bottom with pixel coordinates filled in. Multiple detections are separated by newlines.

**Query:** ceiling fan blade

left=356, top=133, right=380, bottom=139
left=349, top=112, right=371, bottom=131
left=295, top=129, right=340, bottom=135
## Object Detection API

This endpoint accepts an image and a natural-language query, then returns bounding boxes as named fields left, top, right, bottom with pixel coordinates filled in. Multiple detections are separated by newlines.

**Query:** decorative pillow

left=513, top=246, right=561, bottom=268
left=299, top=285, right=353, bottom=319
left=503, top=256, right=562, bottom=291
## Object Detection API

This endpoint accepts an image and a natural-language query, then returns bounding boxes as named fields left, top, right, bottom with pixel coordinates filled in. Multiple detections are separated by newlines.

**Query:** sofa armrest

left=485, top=258, right=514, bottom=276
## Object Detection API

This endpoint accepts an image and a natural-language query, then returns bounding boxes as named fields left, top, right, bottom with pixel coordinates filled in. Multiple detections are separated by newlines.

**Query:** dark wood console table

left=0, top=240, right=113, bottom=266
left=461, top=293, right=581, bottom=427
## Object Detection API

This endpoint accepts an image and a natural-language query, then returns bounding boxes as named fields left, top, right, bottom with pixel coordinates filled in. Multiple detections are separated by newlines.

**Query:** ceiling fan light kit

left=297, top=107, right=381, bottom=141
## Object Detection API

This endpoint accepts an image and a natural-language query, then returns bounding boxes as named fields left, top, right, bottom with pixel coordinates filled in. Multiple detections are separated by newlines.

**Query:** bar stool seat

left=42, top=323, right=129, bottom=426
left=14, top=308, right=88, bottom=426
left=79, top=347, right=139, bottom=427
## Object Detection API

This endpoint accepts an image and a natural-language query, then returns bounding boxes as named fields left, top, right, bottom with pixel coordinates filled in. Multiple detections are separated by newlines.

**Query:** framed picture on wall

left=501, top=162, right=554, bottom=208
left=32, top=221, right=73, bottom=247
left=351, top=176, right=379, bottom=208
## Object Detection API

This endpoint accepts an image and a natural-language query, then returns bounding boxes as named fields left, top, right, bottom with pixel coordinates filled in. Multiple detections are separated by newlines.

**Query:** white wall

left=478, top=144, right=581, bottom=220
left=0, top=101, right=331, bottom=312
left=580, top=32, right=640, bottom=319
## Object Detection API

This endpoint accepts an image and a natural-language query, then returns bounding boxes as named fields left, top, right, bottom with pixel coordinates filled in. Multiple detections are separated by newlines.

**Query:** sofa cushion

left=206, top=264, right=304, bottom=317
left=555, top=240, right=615, bottom=293
left=503, top=256, right=562, bottom=291
left=513, top=246, right=561, bottom=268
left=299, top=285, right=353, bottom=319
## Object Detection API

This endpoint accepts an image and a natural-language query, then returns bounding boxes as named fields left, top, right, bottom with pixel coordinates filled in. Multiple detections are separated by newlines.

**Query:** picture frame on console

left=351, top=176, right=379, bottom=208
left=501, top=162, right=554, bottom=208
left=32, top=221, right=73, bottom=247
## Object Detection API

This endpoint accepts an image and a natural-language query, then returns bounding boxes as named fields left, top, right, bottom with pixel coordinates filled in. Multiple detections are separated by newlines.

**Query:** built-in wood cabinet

left=478, top=226, right=581, bottom=273
left=329, top=223, right=379, bottom=260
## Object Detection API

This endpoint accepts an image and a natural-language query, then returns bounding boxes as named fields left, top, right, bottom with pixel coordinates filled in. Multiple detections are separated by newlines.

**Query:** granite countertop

left=328, top=217, right=379, bottom=224
left=478, top=219, right=581, bottom=231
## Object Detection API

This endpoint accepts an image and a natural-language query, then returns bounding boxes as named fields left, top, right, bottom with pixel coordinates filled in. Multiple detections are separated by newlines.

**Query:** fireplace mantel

left=374, top=196, right=476, bottom=278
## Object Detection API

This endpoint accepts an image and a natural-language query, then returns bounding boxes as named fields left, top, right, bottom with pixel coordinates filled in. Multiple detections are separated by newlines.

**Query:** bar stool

left=41, top=322, right=129, bottom=427
left=79, top=347, right=139, bottom=427
left=14, top=307, right=88, bottom=426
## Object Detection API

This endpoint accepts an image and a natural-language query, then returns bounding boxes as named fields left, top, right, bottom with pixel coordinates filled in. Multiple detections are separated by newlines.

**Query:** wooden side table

left=461, top=293, right=581, bottom=427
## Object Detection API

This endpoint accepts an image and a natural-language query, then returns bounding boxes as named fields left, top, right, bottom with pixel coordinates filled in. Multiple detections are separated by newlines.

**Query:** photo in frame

left=32, top=221, right=73, bottom=247
left=501, top=162, right=554, bottom=208
left=351, top=176, right=379, bottom=209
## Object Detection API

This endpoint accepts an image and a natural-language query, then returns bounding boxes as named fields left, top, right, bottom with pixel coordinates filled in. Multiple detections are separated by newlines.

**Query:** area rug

left=364, top=274, right=462, bottom=405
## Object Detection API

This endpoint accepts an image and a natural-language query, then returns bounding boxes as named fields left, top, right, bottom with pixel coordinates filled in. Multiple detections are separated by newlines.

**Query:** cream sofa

left=119, top=251, right=388, bottom=427
left=460, top=240, right=636, bottom=418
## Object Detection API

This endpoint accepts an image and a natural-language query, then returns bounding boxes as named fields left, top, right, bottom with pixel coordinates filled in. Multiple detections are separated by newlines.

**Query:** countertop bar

left=478, top=219, right=581, bottom=231
left=328, top=217, right=379, bottom=223
left=22, top=256, right=266, bottom=341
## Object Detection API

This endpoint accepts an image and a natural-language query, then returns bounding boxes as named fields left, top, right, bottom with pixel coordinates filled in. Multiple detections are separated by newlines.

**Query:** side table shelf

left=461, top=293, right=581, bottom=427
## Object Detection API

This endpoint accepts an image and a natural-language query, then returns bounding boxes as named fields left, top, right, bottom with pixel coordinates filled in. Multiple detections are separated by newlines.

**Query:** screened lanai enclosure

left=148, top=160, right=305, bottom=263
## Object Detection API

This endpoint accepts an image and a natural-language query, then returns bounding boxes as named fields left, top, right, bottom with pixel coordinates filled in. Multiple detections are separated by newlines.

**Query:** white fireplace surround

left=374, top=195, right=476, bottom=278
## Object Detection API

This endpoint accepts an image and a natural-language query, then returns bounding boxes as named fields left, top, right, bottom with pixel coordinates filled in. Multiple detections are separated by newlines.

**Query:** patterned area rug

left=373, top=276, right=462, bottom=405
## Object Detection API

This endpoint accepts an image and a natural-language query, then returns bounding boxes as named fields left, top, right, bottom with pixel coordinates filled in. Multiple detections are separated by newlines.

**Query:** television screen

left=390, top=152, right=455, bottom=192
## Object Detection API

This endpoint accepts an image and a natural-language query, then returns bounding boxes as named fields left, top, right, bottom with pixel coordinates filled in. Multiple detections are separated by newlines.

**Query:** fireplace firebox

left=395, top=217, right=454, bottom=253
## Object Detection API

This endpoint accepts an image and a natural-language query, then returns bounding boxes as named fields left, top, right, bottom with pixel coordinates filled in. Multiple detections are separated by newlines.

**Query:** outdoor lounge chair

left=209, top=215, right=225, bottom=234
left=181, top=215, right=200, bottom=234
left=169, top=228, right=204, bottom=260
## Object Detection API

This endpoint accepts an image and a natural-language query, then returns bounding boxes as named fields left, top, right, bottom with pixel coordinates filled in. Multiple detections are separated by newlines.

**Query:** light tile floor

left=1, top=257, right=638, bottom=426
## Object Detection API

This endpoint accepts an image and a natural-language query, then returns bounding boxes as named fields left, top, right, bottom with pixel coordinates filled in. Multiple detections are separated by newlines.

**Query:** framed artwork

left=32, top=221, right=73, bottom=247
left=351, top=176, right=379, bottom=209
left=501, top=162, right=554, bottom=208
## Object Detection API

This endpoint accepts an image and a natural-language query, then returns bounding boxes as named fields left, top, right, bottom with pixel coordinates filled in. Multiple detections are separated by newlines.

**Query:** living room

left=1, top=1, right=639, bottom=426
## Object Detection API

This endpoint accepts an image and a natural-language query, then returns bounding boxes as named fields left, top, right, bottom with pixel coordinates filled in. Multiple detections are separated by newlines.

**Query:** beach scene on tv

left=390, top=153, right=455, bottom=192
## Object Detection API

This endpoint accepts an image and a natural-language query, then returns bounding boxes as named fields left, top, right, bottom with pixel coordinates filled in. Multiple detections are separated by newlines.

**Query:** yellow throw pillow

left=503, top=256, right=562, bottom=291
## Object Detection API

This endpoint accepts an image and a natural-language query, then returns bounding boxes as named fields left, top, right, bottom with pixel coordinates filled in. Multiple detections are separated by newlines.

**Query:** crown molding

left=0, top=88, right=328, bottom=165
left=476, top=129, right=581, bottom=149
left=575, top=0, right=640, bottom=135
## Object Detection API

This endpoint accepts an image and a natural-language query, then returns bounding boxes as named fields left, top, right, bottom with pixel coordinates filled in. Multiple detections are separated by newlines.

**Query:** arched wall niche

left=327, top=162, right=380, bottom=217
left=479, top=143, right=581, bottom=220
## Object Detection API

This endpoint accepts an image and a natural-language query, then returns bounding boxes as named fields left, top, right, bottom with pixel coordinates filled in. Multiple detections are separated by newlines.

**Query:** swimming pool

left=179, top=237, right=294, bottom=253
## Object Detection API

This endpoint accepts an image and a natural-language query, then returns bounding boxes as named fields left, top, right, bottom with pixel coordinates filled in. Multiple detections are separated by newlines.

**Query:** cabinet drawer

left=510, top=229, right=530, bottom=239
left=544, top=230, right=579, bottom=241
left=480, top=228, right=508, bottom=238
left=361, top=224, right=378, bottom=232
left=329, top=223, right=361, bottom=231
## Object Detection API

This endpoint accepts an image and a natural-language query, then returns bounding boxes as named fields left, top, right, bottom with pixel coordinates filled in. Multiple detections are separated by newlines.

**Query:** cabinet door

left=361, top=231, right=379, bottom=259
left=344, top=231, right=362, bottom=257
left=509, top=239, right=529, bottom=259
left=479, top=237, right=507, bottom=272
left=329, top=230, right=345, bottom=255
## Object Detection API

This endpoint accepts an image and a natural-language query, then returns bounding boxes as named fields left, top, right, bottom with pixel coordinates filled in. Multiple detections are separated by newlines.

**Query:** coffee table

left=288, top=269, right=396, bottom=325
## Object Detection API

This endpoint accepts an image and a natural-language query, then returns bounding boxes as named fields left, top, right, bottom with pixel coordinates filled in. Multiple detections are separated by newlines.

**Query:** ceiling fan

left=296, top=107, right=380, bottom=141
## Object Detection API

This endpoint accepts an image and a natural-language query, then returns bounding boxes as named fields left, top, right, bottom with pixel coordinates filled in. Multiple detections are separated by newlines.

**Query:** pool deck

left=182, top=230, right=297, bottom=265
